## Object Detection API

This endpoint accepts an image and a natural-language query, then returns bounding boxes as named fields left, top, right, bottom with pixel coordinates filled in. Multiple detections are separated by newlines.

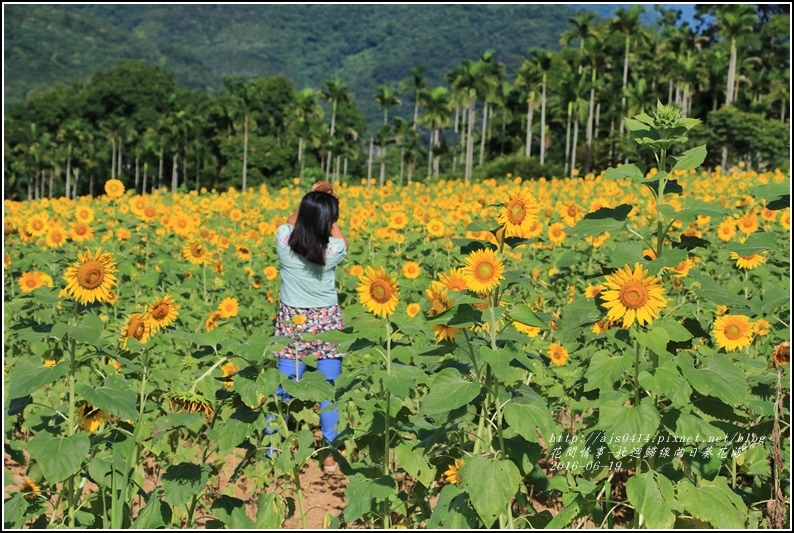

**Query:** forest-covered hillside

left=3, top=3, right=685, bottom=130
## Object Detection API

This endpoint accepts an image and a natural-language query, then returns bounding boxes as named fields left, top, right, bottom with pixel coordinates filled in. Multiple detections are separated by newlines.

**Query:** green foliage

left=472, top=153, right=564, bottom=181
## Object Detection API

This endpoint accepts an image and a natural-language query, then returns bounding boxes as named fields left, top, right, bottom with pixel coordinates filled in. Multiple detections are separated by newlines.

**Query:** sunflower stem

left=633, top=326, right=641, bottom=408
left=190, top=356, right=227, bottom=394
left=382, top=318, right=393, bottom=529
left=202, top=263, right=208, bottom=303
left=65, top=301, right=78, bottom=527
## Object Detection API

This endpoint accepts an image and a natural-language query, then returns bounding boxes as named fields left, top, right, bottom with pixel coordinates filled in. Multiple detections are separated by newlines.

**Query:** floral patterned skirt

left=272, top=303, right=346, bottom=360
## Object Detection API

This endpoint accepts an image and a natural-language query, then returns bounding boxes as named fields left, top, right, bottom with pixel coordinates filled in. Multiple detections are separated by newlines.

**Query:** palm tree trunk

left=525, top=100, right=534, bottom=158
left=367, top=136, right=374, bottom=188
left=73, top=168, right=79, bottom=199
left=540, top=82, right=547, bottom=166
left=585, top=81, right=596, bottom=174
left=399, top=147, right=405, bottom=184
left=158, top=146, right=164, bottom=190
left=564, top=103, right=572, bottom=177
left=479, top=104, right=488, bottom=166
left=135, top=157, right=140, bottom=193
left=65, top=151, right=72, bottom=200
left=571, top=118, right=580, bottom=176
left=242, top=115, right=249, bottom=192
left=465, top=101, right=475, bottom=182
left=142, top=163, right=148, bottom=195
left=433, top=129, right=441, bottom=178
left=111, top=140, right=117, bottom=179
left=118, top=139, right=123, bottom=181
left=298, top=137, right=305, bottom=184
left=49, top=169, right=54, bottom=198
left=171, top=153, right=178, bottom=193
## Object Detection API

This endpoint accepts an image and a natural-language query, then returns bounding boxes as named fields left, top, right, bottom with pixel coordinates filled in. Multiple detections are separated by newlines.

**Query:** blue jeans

left=266, top=357, right=342, bottom=447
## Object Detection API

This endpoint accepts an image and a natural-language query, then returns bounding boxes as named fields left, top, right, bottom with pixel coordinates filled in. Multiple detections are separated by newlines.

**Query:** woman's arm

left=331, top=222, right=348, bottom=249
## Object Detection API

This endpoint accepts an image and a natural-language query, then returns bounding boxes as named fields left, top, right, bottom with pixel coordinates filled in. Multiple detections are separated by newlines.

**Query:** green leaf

left=584, top=351, right=632, bottom=392
left=343, top=474, right=398, bottom=523
left=394, top=442, right=435, bottom=488
left=211, top=495, right=255, bottom=529
left=419, top=368, right=481, bottom=418
left=508, top=304, right=548, bottom=328
left=567, top=204, right=632, bottom=236
left=637, top=356, right=691, bottom=407
left=281, top=369, right=334, bottom=402
left=725, top=232, right=779, bottom=255
left=479, top=345, right=520, bottom=385
left=635, top=327, right=671, bottom=357
left=504, top=399, right=555, bottom=444
left=7, top=358, right=69, bottom=400
left=665, top=410, right=726, bottom=441
left=626, top=472, right=675, bottom=529
left=67, top=314, right=105, bottom=344
left=254, top=492, right=288, bottom=529
left=28, top=432, right=90, bottom=484
left=654, top=318, right=694, bottom=343
left=597, top=398, right=660, bottom=457
left=670, top=144, right=707, bottom=172
left=3, top=493, right=30, bottom=529
left=234, top=366, right=279, bottom=409
left=555, top=298, right=602, bottom=343
left=676, top=477, right=748, bottom=529
left=77, top=374, right=138, bottom=421
left=603, top=163, right=646, bottom=180
left=677, top=355, right=749, bottom=406
left=691, top=271, right=752, bottom=309
left=224, top=331, right=289, bottom=360
left=205, top=405, right=259, bottom=456
left=162, top=462, right=212, bottom=506
left=545, top=494, right=587, bottom=529
left=131, top=489, right=172, bottom=529
left=605, top=242, right=646, bottom=269
left=752, top=180, right=790, bottom=206
left=460, top=455, right=520, bottom=528
left=426, top=484, right=480, bottom=529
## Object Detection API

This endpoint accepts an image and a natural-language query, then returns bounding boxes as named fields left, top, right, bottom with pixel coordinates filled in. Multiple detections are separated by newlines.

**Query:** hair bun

left=312, top=181, right=335, bottom=197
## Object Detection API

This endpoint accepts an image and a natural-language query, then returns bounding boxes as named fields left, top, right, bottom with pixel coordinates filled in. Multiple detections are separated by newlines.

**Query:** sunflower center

left=32, top=221, right=43, bottom=230
left=25, top=279, right=38, bottom=288
left=151, top=303, right=169, bottom=320
left=475, top=262, right=495, bottom=280
left=369, top=279, right=392, bottom=303
left=77, top=261, right=106, bottom=289
left=725, top=323, right=742, bottom=340
left=191, top=245, right=205, bottom=258
left=619, top=281, right=648, bottom=309
left=567, top=206, right=577, bottom=217
left=507, top=201, right=526, bottom=224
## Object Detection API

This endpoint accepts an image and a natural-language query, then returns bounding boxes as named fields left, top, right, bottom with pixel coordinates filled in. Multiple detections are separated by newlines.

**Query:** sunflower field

left=3, top=105, right=791, bottom=529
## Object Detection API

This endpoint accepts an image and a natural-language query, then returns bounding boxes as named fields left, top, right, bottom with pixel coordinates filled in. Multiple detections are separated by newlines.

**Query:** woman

left=271, top=182, right=347, bottom=474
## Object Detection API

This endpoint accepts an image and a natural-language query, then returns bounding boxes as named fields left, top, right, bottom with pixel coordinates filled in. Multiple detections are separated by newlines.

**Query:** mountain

left=3, top=3, right=695, bottom=130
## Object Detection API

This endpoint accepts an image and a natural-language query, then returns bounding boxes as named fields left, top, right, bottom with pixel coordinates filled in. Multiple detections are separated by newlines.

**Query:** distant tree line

left=4, top=4, right=789, bottom=201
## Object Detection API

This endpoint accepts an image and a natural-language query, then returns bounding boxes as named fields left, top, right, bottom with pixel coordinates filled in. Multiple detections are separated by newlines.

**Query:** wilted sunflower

left=77, top=402, right=110, bottom=432
left=548, top=343, right=569, bottom=366
left=146, top=294, right=180, bottom=331
left=358, top=266, right=400, bottom=317
left=772, top=341, right=790, bottom=366
left=462, top=248, right=504, bottom=293
left=20, top=478, right=41, bottom=500
left=168, top=391, right=214, bottom=419
left=443, top=458, right=464, bottom=485
left=205, top=310, right=223, bottom=332
left=600, top=263, right=667, bottom=329
left=120, top=313, right=151, bottom=347
left=104, top=178, right=125, bottom=199
left=182, top=241, right=209, bottom=265
left=63, top=248, right=118, bottom=305
left=712, top=314, right=754, bottom=351
left=729, top=251, right=765, bottom=270
left=218, top=296, right=239, bottom=319
left=402, top=261, right=421, bottom=280
left=499, top=189, right=540, bottom=237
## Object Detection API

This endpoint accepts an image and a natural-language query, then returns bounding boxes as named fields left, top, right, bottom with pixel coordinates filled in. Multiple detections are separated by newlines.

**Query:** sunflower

left=388, top=212, right=408, bottom=230
left=736, top=213, right=759, bottom=235
left=753, top=318, right=771, bottom=336
left=45, top=227, right=67, bottom=248
left=168, top=213, right=195, bottom=236
left=462, top=248, right=504, bottom=293
left=729, top=251, right=765, bottom=270
left=264, top=265, right=279, bottom=281
left=205, top=310, right=223, bottom=332
left=524, top=219, right=544, bottom=239
left=443, top=458, right=463, bottom=485
left=235, top=245, right=253, bottom=261
left=547, top=222, right=567, bottom=245
left=20, top=478, right=41, bottom=500
left=146, top=294, right=180, bottom=331
left=499, top=189, right=540, bottom=237
left=168, top=391, right=214, bottom=419
left=63, top=248, right=118, bottom=305
left=141, top=204, right=159, bottom=223
left=781, top=211, right=790, bottom=231
left=229, top=208, right=243, bottom=222
left=559, top=200, right=584, bottom=227
left=182, top=241, right=209, bottom=265
left=712, top=314, right=754, bottom=351
left=18, top=271, right=53, bottom=292
left=600, top=263, right=667, bottom=329
left=548, top=343, right=569, bottom=366
left=772, top=341, right=790, bottom=366
left=439, top=267, right=468, bottom=292
left=426, top=281, right=460, bottom=342
left=73, top=205, right=94, bottom=224
left=514, top=322, right=541, bottom=337
left=291, top=314, right=307, bottom=326
left=426, top=219, right=446, bottom=238
left=584, top=285, right=602, bottom=299
left=402, top=261, right=421, bottom=280
left=120, top=313, right=151, bottom=347
left=25, top=213, right=48, bottom=238
left=69, top=221, right=94, bottom=242
left=348, top=264, right=364, bottom=278
left=220, top=361, right=240, bottom=390
left=104, top=178, right=125, bottom=199
left=357, top=266, right=400, bottom=317
left=406, top=303, right=422, bottom=318
left=218, top=296, right=239, bottom=319
left=77, top=402, right=110, bottom=432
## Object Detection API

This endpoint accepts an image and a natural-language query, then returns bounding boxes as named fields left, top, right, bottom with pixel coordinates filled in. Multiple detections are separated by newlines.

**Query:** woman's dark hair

left=288, top=191, right=339, bottom=265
